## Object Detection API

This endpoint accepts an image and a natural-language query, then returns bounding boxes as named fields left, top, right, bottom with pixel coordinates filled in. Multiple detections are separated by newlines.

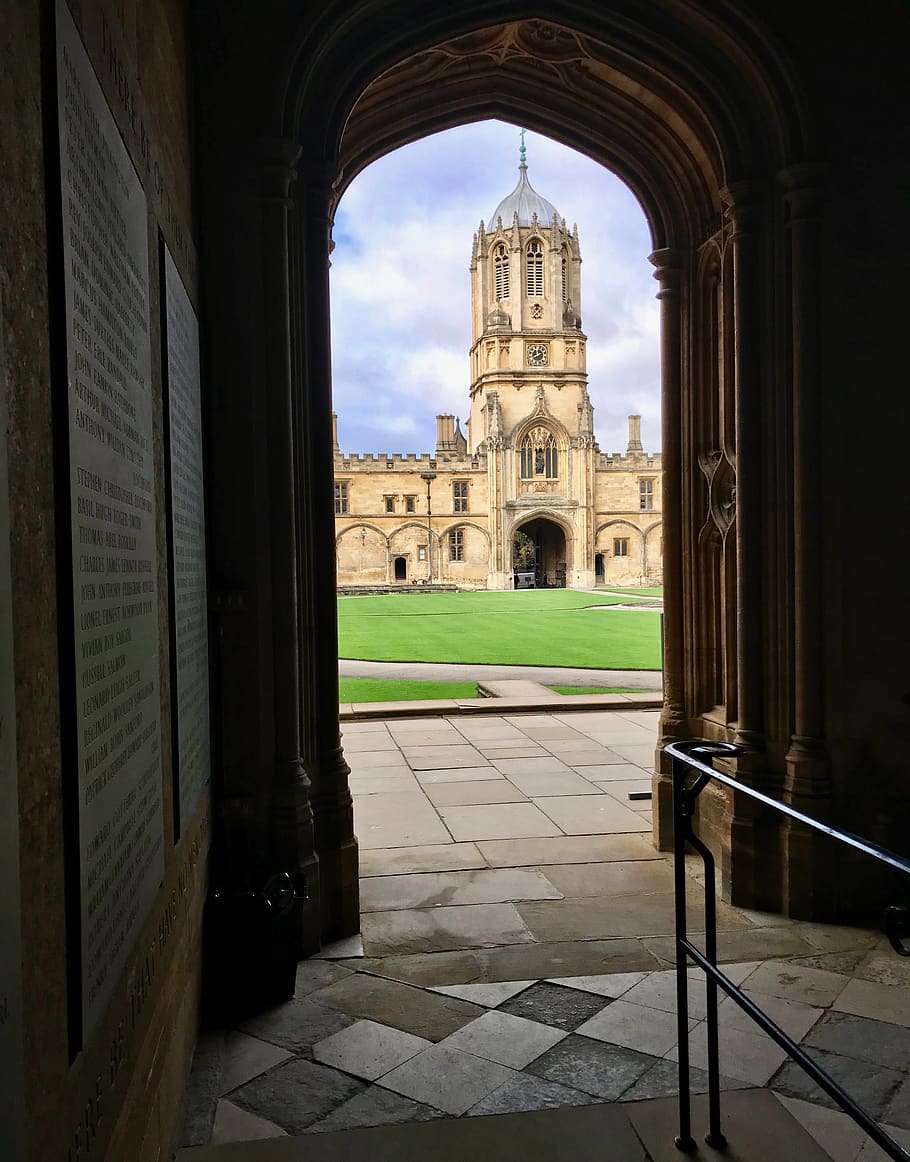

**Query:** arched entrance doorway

left=514, top=518, right=568, bottom=588
left=200, top=1, right=835, bottom=929
left=393, top=556, right=407, bottom=582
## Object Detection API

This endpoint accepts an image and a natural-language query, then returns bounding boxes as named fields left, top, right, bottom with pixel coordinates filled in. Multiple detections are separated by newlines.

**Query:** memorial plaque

left=163, top=246, right=210, bottom=833
left=56, top=0, right=164, bottom=1041
left=0, top=306, right=25, bottom=1159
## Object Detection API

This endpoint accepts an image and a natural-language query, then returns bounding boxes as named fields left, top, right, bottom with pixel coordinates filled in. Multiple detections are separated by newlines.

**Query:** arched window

left=561, top=248, right=568, bottom=301
left=526, top=239, right=543, bottom=297
left=493, top=243, right=510, bottom=300
left=520, top=427, right=558, bottom=479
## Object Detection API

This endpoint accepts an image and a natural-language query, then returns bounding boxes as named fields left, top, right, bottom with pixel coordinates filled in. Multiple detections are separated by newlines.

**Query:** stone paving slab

left=312, top=1021, right=430, bottom=1081
left=422, top=779, right=527, bottom=806
left=476, top=833, right=662, bottom=867
left=360, top=901, right=535, bottom=956
left=311, top=975, right=485, bottom=1041
left=542, top=859, right=674, bottom=898
left=359, top=867, right=562, bottom=912
left=377, top=1042, right=522, bottom=1115
left=358, top=843, right=485, bottom=878
left=437, top=802, right=563, bottom=841
left=516, top=893, right=749, bottom=943
left=532, top=793, right=652, bottom=834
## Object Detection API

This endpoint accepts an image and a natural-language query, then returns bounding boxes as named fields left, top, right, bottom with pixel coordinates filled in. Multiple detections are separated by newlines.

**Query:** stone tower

left=468, top=136, right=597, bottom=588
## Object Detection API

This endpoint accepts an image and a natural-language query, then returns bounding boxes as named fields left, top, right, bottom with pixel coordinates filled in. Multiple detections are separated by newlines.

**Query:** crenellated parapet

left=597, top=449, right=662, bottom=471
left=334, top=450, right=487, bottom=471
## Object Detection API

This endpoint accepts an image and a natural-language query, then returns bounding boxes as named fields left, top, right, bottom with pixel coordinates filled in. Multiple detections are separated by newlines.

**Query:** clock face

left=526, top=343, right=549, bottom=366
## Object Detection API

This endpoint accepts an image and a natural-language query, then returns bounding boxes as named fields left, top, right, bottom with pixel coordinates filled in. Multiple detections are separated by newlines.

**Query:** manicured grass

left=547, top=686, right=659, bottom=695
left=337, top=590, right=662, bottom=670
left=599, top=587, right=664, bottom=597
left=338, top=678, right=478, bottom=703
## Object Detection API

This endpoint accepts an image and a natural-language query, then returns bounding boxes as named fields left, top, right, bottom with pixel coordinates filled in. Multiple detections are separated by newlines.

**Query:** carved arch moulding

left=334, top=16, right=730, bottom=238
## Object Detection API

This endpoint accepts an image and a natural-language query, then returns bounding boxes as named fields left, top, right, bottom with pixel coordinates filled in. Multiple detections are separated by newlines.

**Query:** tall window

left=449, top=529, right=464, bottom=561
left=614, top=538, right=629, bottom=557
left=405, top=495, right=415, bottom=514
left=334, top=482, right=348, bottom=514
left=561, top=250, right=568, bottom=301
left=494, top=243, right=510, bottom=300
left=639, top=479, right=654, bottom=511
left=385, top=495, right=395, bottom=513
left=526, top=239, right=543, bottom=296
left=453, top=481, right=468, bottom=513
left=520, top=427, right=558, bottom=479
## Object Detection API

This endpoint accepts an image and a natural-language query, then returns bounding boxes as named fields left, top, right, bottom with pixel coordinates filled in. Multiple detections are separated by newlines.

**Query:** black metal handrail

left=667, top=739, right=910, bottom=1159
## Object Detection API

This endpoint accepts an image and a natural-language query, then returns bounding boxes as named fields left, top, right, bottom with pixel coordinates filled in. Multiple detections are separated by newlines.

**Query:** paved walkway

left=339, top=659, right=663, bottom=690
left=182, top=710, right=910, bottom=1161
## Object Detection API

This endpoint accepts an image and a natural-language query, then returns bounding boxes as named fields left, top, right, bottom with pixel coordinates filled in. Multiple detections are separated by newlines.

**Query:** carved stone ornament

left=531, top=303, right=543, bottom=318
left=698, top=449, right=737, bottom=537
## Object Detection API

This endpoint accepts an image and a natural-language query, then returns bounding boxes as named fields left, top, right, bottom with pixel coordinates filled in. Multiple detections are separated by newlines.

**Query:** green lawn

left=339, top=678, right=478, bottom=702
left=599, top=586, right=663, bottom=597
left=338, top=590, right=662, bottom=670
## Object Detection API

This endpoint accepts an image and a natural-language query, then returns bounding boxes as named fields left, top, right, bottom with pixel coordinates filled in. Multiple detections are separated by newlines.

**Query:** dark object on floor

left=628, top=791, right=652, bottom=801
left=203, top=870, right=304, bottom=1024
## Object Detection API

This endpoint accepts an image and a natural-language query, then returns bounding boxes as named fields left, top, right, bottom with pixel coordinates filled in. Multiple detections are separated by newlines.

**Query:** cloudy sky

left=330, top=120, right=661, bottom=457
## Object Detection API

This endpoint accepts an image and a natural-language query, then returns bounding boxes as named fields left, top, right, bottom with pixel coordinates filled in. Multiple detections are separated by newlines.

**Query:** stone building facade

left=334, top=154, right=662, bottom=589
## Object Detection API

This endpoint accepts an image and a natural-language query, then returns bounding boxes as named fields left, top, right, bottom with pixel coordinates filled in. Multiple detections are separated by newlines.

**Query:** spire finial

left=519, top=128, right=527, bottom=168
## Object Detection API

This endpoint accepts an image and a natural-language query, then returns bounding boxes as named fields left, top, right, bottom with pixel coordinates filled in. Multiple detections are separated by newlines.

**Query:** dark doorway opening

left=393, top=556, right=407, bottom=582
left=515, top=518, right=568, bottom=588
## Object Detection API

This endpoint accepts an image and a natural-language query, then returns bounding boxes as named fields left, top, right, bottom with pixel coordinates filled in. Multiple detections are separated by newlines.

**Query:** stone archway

left=514, top=517, right=569, bottom=588
left=198, top=1, right=836, bottom=929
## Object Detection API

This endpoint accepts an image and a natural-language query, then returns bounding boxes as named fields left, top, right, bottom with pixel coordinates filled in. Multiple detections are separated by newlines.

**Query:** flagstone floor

left=182, top=710, right=910, bottom=1161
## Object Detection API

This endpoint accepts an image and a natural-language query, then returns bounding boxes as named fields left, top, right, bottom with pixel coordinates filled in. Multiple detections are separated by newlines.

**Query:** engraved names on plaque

left=0, top=304, right=25, bottom=1160
left=56, top=0, right=164, bottom=1041
left=164, top=247, right=210, bottom=833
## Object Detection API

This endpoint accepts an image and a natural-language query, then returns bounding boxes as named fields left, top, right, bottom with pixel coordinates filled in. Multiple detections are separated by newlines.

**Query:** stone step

left=476, top=679, right=556, bottom=699
left=177, top=1088, right=834, bottom=1162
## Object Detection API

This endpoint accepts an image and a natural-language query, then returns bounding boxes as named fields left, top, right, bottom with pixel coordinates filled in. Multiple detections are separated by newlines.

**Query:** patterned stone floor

left=182, top=710, right=910, bottom=1161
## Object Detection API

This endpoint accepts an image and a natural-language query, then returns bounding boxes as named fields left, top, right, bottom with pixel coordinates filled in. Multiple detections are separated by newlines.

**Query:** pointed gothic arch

left=199, top=0, right=838, bottom=935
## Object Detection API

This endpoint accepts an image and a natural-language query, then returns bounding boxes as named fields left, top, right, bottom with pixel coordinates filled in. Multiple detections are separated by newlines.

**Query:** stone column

left=294, top=160, right=360, bottom=941
left=723, top=184, right=765, bottom=755
left=260, top=140, right=321, bottom=954
left=780, top=165, right=834, bottom=918
left=718, top=183, right=778, bottom=911
left=649, top=248, right=686, bottom=845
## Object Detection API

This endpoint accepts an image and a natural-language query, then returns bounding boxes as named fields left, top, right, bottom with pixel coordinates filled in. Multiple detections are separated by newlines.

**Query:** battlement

left=338, top=451, right=436, bottom=466
left=336, top=451, right=486, bottom=470
left=596, top=450, right=662, bottom=471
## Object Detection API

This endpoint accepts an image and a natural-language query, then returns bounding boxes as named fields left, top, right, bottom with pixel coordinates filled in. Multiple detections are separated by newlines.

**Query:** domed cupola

left=490, top=136, right=559, bottom=228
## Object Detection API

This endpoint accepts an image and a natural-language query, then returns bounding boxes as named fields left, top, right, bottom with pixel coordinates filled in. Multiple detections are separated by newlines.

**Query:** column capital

left=720, top=180, right=766, bottom=230
left=297, top=159, right=342, bottom=218
left=260, top=138, right=302, bottom=202
left=648, top=247, right=684, bottom=295
left=778, top=163, right=828, bottom=224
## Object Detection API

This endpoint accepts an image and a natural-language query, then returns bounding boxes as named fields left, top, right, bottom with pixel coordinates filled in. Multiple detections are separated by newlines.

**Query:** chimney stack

left=627, top=414, right=643, bottom=453
left=436, top=414, right=456, bottom=455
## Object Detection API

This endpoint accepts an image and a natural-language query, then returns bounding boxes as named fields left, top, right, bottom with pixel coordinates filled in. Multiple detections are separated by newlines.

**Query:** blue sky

left=330, top=120, right=661, bottom=457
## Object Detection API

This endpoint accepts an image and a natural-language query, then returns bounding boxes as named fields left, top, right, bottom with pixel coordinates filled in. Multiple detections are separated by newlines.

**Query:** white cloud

left=330, top=120, right=661, bottom=454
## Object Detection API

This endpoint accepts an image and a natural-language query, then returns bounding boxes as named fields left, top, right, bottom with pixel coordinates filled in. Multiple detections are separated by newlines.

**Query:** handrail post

left=687, top=826, right=725, bottom=1148
left=672, top=753, right=696, bottom=1153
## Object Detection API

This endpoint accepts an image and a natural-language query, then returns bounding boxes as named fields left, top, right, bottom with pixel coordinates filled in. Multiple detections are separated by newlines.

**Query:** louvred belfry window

left=526, top=239, right=543, bottom=296
left=494, top=244, right=510, bottom=300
